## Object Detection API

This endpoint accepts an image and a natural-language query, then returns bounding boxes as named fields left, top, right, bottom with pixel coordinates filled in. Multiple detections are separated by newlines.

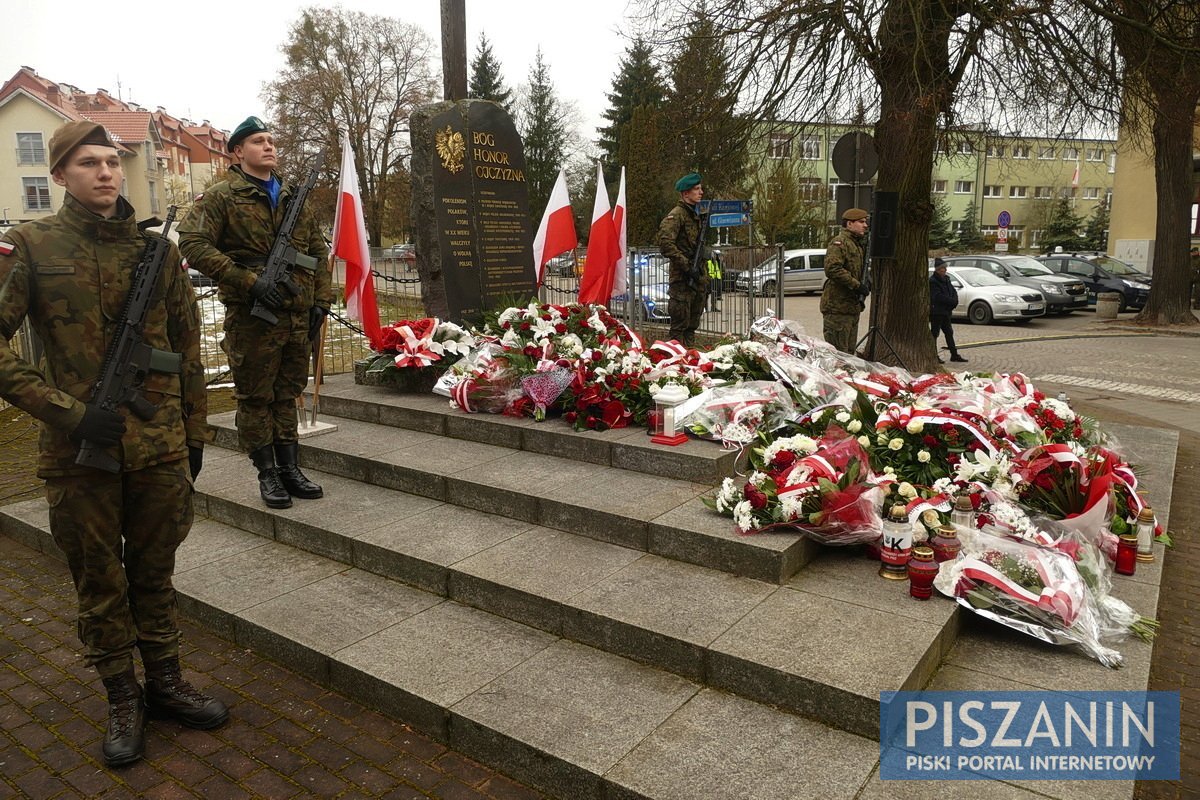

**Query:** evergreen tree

left=518, top=49, right=569, bottom=226
left=617, top=104, right=674, bottom=246
left=468, top=33, right=512, bottom=110
left=1082, top=198, right=1110, bottom=252
left=928, top=196, right=953, bottom=250
left=954, top=201, right=986, bottom=251
left=598, top=39, right=667, bottom=185
left=1041, top=198, right=1086, bottom=253
left=664, top=17, right=748, bottom=196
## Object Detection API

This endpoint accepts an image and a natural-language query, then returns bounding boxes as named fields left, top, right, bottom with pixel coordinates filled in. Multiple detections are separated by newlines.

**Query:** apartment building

left=0, top=66, right=230, bottom=226
left=755, top=121, right=1118, bottom=251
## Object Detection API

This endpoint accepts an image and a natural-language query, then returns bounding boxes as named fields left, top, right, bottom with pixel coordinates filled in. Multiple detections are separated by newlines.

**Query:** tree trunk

left=869, top=2, right=959, bottom=372
left=1135, top=86, right=1200, bottom=325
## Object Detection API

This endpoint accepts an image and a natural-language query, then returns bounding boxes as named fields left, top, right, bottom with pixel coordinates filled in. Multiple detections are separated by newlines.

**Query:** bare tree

left=635, top=1, right=1117, bottom=370
left=265, top=7, right=439, bottom=245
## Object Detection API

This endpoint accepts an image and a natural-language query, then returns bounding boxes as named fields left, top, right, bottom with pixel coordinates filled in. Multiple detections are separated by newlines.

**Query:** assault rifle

left=76, top=207, right=184, bottom=473
left=250, top=153, right=325, bottom=324
left=687, top=203, right=711, bottom=291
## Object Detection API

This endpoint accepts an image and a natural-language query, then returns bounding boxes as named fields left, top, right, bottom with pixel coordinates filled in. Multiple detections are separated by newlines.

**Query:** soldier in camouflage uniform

left=178, top=116, right=331, bottom=510
left=820, top=207, right=871, bottom=354
left=658, top=172, right=710, bottom=347
left=0, top=121, right=227, bottom=767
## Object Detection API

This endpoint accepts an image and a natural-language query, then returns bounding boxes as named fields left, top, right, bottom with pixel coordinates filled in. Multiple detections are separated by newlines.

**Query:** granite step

left=0, top=503, right=887, bottom=800
left=207, top=409, right=818, bottom=584
left=182, top=443, right=959, bottom=739
left=304, top=373, right=740, bottom=486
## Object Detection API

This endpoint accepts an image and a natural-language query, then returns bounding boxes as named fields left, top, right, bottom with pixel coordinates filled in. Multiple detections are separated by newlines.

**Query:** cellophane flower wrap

left=934, top=525, right=1126, bottom=668
left=681, top=381, right=796, bottom=448
left=363, top=317, right=477, bottom=385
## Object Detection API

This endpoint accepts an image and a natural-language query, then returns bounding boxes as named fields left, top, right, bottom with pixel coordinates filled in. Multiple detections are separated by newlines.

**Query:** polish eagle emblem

left=435, top=125, right=465, bottom=174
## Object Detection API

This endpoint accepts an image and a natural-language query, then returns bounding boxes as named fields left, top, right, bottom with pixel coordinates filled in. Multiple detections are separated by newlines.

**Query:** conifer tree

left=954, top=201, right=986, bottom=251
left=518, top=49, right=569, bottom=226
left=1081, top=198, right=1110, bottom=252
left=1040, top=198, right=1086, bottom=254
left=928, top=196, right=953, bottom=250
left=617, top=104, right=674, bottom=246
left=468, top=33, right=512, bottom=110
left=599, top=39, right=667, bottom=183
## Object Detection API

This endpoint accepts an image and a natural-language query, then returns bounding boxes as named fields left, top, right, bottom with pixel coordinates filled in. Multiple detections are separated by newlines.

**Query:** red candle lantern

left=908, top=547, right=939, bottom=599
left=1115, top=533, right=1138, bottom=576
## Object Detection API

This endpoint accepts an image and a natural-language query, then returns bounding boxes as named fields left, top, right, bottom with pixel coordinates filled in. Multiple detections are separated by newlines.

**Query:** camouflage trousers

left=822, top=312, right=862, bottom=355
left=222, top=306, right=312, bottom=452
left=46, top=459, right=192, bottom=678
left=668, top=284, right=707, bottom=347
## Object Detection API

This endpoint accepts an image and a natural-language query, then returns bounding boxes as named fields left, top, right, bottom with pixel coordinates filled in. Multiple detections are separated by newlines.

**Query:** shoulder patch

left=832, top=240, right=843, bottom=245
left=194, top=193, right=204, bottom=202
left=0, top=242, right=13, bottom=256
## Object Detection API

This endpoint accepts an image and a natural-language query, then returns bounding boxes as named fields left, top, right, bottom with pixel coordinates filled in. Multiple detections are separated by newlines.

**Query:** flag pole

left=310, top=254, right=332, bottom=426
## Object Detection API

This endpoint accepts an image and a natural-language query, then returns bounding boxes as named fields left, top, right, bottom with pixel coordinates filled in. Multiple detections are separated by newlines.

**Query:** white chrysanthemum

left=780, top=494, right=806, bottom=521
left=932, top=477, right=953, bottom=493
left=918, top=450, right=932, bottom=463
left=846, top=419, right=862, bottom=433
left=733, top=500, right=755, bottom=531
left=906, top=419, right=925, bottom=434
left=558, top=333, right=583, bottom=357
left=587, top=312, right=608, bottom=334
left=500, top=329, right=521, bottom=348
left=888, top=438, right=905, bottom=451
left=715, top=478, right=739, bottom=513
left=1043, top=397, right=1076, bottom=422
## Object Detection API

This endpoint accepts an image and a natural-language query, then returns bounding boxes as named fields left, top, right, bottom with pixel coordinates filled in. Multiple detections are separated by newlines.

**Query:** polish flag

left=532, top=169, right=577, bottom=283
left=578, top=164, right=621, bottom=306
left=612, top=167, right=627, bottom=297
left=333, top=133, right=382, bottom=348
left=1071, top=160, right=1080, bottom=188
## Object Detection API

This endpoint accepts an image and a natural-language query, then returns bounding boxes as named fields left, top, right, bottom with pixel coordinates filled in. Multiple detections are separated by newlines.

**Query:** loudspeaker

left=835, top=185, right=873, bottom=222
left=869, top=190, right=899, bottom=259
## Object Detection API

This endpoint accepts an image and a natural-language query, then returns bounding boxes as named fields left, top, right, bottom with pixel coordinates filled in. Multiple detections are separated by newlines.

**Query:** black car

left=1036, top=253, right=1152, bottom=312
left=942, top=255, right=1089, bottom=314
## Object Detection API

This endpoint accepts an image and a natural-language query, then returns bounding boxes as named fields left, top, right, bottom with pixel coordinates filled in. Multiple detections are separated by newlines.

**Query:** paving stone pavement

left=0, top=533, right=545, bottom=800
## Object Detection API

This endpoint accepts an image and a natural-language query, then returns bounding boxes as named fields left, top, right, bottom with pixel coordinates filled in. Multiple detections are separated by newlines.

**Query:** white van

left=732, top=248, right=827, bottom=296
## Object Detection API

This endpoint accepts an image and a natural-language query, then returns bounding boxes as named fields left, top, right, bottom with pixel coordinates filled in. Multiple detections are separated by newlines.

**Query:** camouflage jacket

left=0, top=194, right=211, bottom=477
left=820, top=228, right=867, bottom=314
left=657, top=201, right=710, bottom=291
left=178, top=165, right=331, bottom=312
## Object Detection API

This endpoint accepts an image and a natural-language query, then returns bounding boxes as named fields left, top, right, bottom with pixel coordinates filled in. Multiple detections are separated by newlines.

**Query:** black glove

left=857, top=283, right=872, bottom=299
left=308, top=306, right=328, bottom=341
left=70, top=404, right=126, bottom=446
left=188, top=446, right=203, bottom=480
left=249, top=273, right=285, bottom=309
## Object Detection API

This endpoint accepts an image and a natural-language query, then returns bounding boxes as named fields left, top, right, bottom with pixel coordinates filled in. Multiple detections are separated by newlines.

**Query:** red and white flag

left=333, top=133, right=382, bottom=348
left=578, top=164, right=621, bottom=306
left=612, top=166, right=627, bottom=297
left=1071, top=160, right=1080, bottom=188
left=532, top=169, right=578, bottom=283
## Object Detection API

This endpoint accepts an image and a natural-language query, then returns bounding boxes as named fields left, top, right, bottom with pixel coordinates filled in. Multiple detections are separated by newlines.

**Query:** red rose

left=591, top=351, right=604, bottom=363
left=555, top=323, right=567, bottom=334
left=520, top=321, right=532, bottom=331
left=564, top=411, right=578, bottom=423
left=744, top=484, right=769, bottom=510
left=771, top=450, right=798, bottom=470
left=922, top=435, right=938, bottom=447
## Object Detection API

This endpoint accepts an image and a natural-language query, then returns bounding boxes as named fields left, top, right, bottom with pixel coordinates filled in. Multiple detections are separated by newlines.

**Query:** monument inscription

left=411, top=100, right=535, bottom=324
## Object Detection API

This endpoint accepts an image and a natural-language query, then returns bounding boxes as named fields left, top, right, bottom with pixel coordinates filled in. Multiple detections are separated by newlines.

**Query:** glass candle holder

left=1115, top=533, right=1138, bottom=576
left=908, top=547, right=939, bottom=599
left=879, top=505, right=912, bottom=580
left=1135, top=507, right=1156, bottom=563
left=929, top=525, right=962, bottom=563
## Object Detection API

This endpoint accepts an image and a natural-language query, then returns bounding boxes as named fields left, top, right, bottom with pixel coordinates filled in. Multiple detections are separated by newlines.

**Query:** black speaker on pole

left=869, top=190, right=899, bottom=259
left=835, top=184, right=873, bottom=222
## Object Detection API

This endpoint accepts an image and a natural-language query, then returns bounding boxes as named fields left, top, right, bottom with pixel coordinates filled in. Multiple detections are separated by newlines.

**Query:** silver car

left=733, top=249, right=827, bottom=296
left=943, top=255, right=1088, bottom=314
left=937, top=265, right=1047, bottom=325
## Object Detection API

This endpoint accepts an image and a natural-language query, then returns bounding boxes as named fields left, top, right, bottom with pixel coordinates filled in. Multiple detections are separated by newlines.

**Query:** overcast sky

left=3, top=0, right=634, bottom=139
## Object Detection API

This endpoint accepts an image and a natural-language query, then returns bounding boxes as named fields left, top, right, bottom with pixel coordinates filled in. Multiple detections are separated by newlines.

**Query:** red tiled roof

left=79, top=110, right=151, bottom=144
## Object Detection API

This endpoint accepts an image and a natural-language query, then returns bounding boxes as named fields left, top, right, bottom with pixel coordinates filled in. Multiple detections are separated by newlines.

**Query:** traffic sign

left=997, top=228, right=1009, bottom=243
left=831, top=132, right=878, bottom=183
left=708, top=212, right=751, bottom=228
left=997, top=210, right=1012, bottom=228
left=704, top=199, right=752, bottom=215
left=995, top=243, right=1009, bottom=252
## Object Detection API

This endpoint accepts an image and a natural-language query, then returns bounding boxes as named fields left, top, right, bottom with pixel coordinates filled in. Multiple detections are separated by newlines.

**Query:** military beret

left=674, top=172, right=702, bottom=193
left=228, top=116, right=270, bottom=152
left=48, top=121, right=118, bottom=172
left=842, top=208, right=869, bottom=221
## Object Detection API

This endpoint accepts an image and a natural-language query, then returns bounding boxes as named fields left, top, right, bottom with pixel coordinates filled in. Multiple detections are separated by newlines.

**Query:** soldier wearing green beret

left=657, top=172, right=710, bottom=347
left=820, top=207, right=871, bottom=354
left=0, top=120, right=227, bottom=767
left=179, top=116, right=331, bottom=509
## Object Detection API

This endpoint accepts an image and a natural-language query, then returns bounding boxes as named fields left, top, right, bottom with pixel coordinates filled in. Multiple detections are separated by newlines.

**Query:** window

left=1108, top=152, right=1117, bottom=173
left=798, top=135, right=821, bottom=160
left=983, top=184, right=1002, bottom=198
left=148, top=180, right=159, bottom=214
left=16, top=132, right=46, bottom=165
left=798, top=178, right=824, bottom=202
left=22, top=177, right=51, bottom=211
left=1105, top=188, right=1113, bottom=206
left=1082, top=187, right=1099, bottom=200
left=768, top=132, right=791, bottom=159
left=956, top=141, right=974, bottom=155
left=1009, top=186, right=1028, bottom=198
left=1059, top=187, right=1076, bottom=199
left=1012, top=145, right=1030, bottom=159
left=987, top=144, right=1006, bottom=158
left=1035, top=186, right=1053, bottom=199
left=932, top=180, right=947, bottom=194
left=1030, top=230, right=1043, bottom=245
left=1038, top=146, right=1055, bottom=159
left=954, top=180, right=973, bottom=194
left=145, top=143, right=155, bottom=172
left=1062, top=147, right=1079, bottom=161
left=1086, top=147, right=1104, bottom=162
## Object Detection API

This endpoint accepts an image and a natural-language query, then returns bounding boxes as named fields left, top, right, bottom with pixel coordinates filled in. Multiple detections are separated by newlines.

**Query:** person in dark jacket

left=930, top=258, right=967, bottom=363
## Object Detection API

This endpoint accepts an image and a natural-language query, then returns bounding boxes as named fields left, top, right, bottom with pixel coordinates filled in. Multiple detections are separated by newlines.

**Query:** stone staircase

left=0, top=374, right=1174, bottom=800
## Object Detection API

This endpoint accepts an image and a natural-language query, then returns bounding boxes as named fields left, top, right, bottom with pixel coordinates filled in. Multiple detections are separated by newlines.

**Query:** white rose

left=906, top=420, right=925, bottom=434
left=898, top=482, right=917, bottom=499
left=847, top=420, right=862, bottom=433
left=858, top=435, right=870, bottom=447
left=835, top=411, right=851, bottom=423
left=877, top=433, right=890, bottom=445
left=918, top=450, right=931, bottom=463
left=888, top=438, right=904, bottom=451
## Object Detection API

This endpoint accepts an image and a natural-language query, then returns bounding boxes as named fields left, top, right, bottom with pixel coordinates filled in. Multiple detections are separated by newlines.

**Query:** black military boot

left=274, top=442, right=323, bottom=499
left=249, top=445, right=291, bottom=508
left=100, top=668, right=146, bottom=767
left=144, top=657, right=229, bottom=730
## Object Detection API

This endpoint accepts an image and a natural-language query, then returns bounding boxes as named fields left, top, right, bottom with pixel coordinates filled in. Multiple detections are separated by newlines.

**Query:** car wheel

left=1118, top=296, right=1129, bottom=314
left=968, top=301, right=994, bottom=325
left=760, top=280, right=776, bottom=297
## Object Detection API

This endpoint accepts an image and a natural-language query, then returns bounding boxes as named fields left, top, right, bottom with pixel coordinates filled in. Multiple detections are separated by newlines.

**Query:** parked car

left=933, top=265, right=1047, bottom=325
left=733, top=249, right=827, bottom=296
left=941, top=255, right=1088, bottom=314
left=1037, top=253, right=1151, bottom=312
left=610, top=259, right=671, bottom=322
left=544, top=253, right=576, bottom=278
left=383, top=243, right=417, bottom=271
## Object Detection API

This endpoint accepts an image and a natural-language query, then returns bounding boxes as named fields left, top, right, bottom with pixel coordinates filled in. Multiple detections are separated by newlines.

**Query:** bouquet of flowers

left=934, top=526, right=1126, bottom=668
left=362, top=317, right=476, bottom=388
left=682, top=381, right=796, bottom=448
